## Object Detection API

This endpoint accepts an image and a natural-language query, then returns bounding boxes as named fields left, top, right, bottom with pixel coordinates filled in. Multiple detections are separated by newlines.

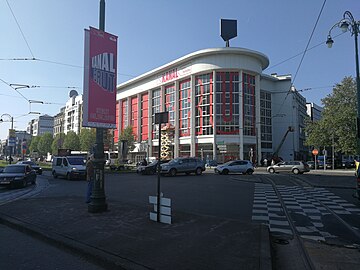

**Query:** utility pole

left=88, top=0, right=108, bottom=213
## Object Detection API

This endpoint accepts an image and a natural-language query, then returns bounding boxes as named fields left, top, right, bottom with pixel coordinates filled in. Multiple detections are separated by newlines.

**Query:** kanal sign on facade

left=83, top=27, right=118, bottom=128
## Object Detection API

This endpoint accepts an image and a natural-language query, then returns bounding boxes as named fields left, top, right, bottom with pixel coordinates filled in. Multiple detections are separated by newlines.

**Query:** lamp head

left=326, top=35, right=334, bottom=48
left=340, top=20, right=349, bottom=33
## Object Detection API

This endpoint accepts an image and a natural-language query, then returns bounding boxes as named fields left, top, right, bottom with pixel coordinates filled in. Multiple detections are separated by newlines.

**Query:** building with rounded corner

left=116, top=47, right=308, bottom=164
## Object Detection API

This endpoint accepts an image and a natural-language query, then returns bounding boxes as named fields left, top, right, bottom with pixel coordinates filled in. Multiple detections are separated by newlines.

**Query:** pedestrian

left=86, top=154, right=95, bottom=204
left=142, top=158, right=148, bottom=166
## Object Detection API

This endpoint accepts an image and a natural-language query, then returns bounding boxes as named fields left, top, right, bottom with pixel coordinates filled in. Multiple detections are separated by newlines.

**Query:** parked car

left=160, top=157, right=205, bottom=176
left=136, top=160, right=170, bottom=175
left=267, top=161, right=310, bottom=174
left=214, top=160, right=254, bottom=175
left=0, top=164, right=37, bottom=188
left=52, top=156, right=87, bottom=180
left=17, top=160, right=43, bottom=175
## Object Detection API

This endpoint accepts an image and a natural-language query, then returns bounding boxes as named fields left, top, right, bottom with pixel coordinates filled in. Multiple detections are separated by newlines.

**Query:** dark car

left=0, top=164, right=37, bottom=188
left=17, top=160, right=43, bottom=175
left=136, top=160, right=170, bottom=175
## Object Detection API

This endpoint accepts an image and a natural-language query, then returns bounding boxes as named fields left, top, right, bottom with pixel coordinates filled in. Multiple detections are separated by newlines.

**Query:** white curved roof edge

left=117, top=47, right=270, bottom=88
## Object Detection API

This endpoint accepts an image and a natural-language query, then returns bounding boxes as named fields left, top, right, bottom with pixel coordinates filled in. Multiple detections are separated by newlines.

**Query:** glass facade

left=151, top=89, right=161, bottom=139
left=195, top=74, right=213, bottom=135
left=215, top=72, right=240, bottom=135
left=243, top=73, right=256, bottom=136
left=179, top=80, right=191, bottom=137
left=165, top=85, right=175, bottom=127
left=260, top=90, right=272, bottom=149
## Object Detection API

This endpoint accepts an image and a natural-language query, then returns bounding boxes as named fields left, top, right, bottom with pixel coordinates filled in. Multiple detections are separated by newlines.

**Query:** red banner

left=83, top=27, right=118, bottom=128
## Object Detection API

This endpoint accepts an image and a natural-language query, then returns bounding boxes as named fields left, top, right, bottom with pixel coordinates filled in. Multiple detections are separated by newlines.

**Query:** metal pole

left=332, top=134, right=335, bottom=170
left=157, top=124, right=162, bottom=222
left=88, top=0, right=108, bottom=213
left=9, top=116, right=13, bottom=165
left=354, top=24, right=360, bottom=153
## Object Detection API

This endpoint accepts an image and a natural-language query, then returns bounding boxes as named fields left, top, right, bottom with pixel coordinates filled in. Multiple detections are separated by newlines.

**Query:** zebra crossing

left=0, top=178, right=50, bottom=206
left=252, top=183, right=360, bottom=241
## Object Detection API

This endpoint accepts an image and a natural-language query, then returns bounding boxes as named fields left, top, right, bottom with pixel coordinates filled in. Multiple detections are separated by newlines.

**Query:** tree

left=63, top=131, right=80, bottom=151
left=29, top=136, right=41, bottom=154
left=38, top=133, right=53, bottom=156
left=52, top=133, right=65, bottom=155
left=118, top=126, right=136, bottom=151
left=79, top=128, right=96, bottom=152
left=305, top=76, right=357, bottom=154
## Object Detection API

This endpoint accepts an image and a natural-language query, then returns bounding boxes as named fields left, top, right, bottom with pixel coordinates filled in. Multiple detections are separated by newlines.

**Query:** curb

left=0, top=212, right=151, bottom=270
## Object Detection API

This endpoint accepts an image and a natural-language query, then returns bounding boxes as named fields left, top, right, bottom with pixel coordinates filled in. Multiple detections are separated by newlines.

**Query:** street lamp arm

left=342, top=11, right=360, bottom=36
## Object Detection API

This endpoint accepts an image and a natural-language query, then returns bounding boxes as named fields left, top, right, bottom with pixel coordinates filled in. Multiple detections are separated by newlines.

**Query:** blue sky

left=0, top=0, right=359, bottom=139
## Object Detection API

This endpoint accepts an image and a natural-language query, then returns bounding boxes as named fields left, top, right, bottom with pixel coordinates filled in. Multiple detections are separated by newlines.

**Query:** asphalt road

left=0, top=224, right=105, bottom=270
left=1, top=169, right=360, bottom=269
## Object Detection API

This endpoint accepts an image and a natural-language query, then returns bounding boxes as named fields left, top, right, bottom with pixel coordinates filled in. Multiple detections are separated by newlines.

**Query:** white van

left=105, top=151, right=118, bottom=167
left=52, top=156, right=87, bottom=180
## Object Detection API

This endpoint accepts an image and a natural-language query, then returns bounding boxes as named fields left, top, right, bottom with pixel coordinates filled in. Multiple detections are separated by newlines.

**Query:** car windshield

left=168, top=159, right=180, bottom=164
left=3, top=165, right=25, bottom=173
left=149, top=160, right=158, bottom=165
left=67, top=157, right=86, bottom=165
left=223, top=161, right=235, bottom=165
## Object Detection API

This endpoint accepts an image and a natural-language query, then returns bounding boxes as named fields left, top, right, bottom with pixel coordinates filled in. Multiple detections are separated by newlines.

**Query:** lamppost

left=327, top=11, right=360, bottom=151
left=0, top=114, right=14, bottom=164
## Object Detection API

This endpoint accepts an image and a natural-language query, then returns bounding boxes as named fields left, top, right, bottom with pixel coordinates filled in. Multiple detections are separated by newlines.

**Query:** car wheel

left=246, top=169, right=254, bottom=175
left=66, top=173, right=72, bottom=180
left=222, top=169, right=229, bottom=175
left=195, top=167, right=202, bottom=175
left=169, top=168, right=177, bottom=177
left=269, top=168, right=275, bottom=174
left=22, top=179, right=27, bottom=188
left=293, top=168, right=300, bottom=175
left=52, top=171, right=58, bottom=179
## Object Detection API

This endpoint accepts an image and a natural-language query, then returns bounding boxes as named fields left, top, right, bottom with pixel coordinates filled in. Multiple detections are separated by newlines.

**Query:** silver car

left=215, top=160, right=254, bottom=175
left=267, top=161, right=310, bottom=174
left=160, top=157, right=205, bottom=176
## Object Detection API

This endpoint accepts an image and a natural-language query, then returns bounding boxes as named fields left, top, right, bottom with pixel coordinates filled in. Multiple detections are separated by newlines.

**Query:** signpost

left=154, top=112, right=169, bottom=223
left=312, top=149, right=319, bottom=170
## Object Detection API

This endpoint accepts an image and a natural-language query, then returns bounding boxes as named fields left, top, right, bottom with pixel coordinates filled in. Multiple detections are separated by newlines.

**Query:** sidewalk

left=0, top=196, right=272, bottom=270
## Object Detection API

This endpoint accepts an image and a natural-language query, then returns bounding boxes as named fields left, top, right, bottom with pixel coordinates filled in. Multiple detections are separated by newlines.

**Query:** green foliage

left=37, top=133, right=53, bottom=155
left=63, top=131, right=80, bottom=151
left=79, top=128, right=96, bottom=151
left=29, top=136, right=40, bottom=153
left=118, top=126, right=135, bottom=151
left=304, top=76, right=357, bottom=154
left=51, top=133, right=65, bottom=155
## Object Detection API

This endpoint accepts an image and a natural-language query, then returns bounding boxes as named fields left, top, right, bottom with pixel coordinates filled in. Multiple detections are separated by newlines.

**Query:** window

left=260, top=90, right=272, bottom=148
left=152, top=89, right=161, bottom=139
left=215, top=72, right=239, bottom=135
left=243, top=73, right=256, bottom=136
left=179, top=80, right=191, bottom=136
left=195, top=74, right=214, bottom=135
left=165, top=85, right=175, bottom=127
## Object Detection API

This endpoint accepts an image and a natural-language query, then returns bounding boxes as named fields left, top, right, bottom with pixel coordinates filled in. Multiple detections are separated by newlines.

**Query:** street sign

left=312, top=149, right=319, bottom=156
left=8, top=137, right=16, bottom=147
